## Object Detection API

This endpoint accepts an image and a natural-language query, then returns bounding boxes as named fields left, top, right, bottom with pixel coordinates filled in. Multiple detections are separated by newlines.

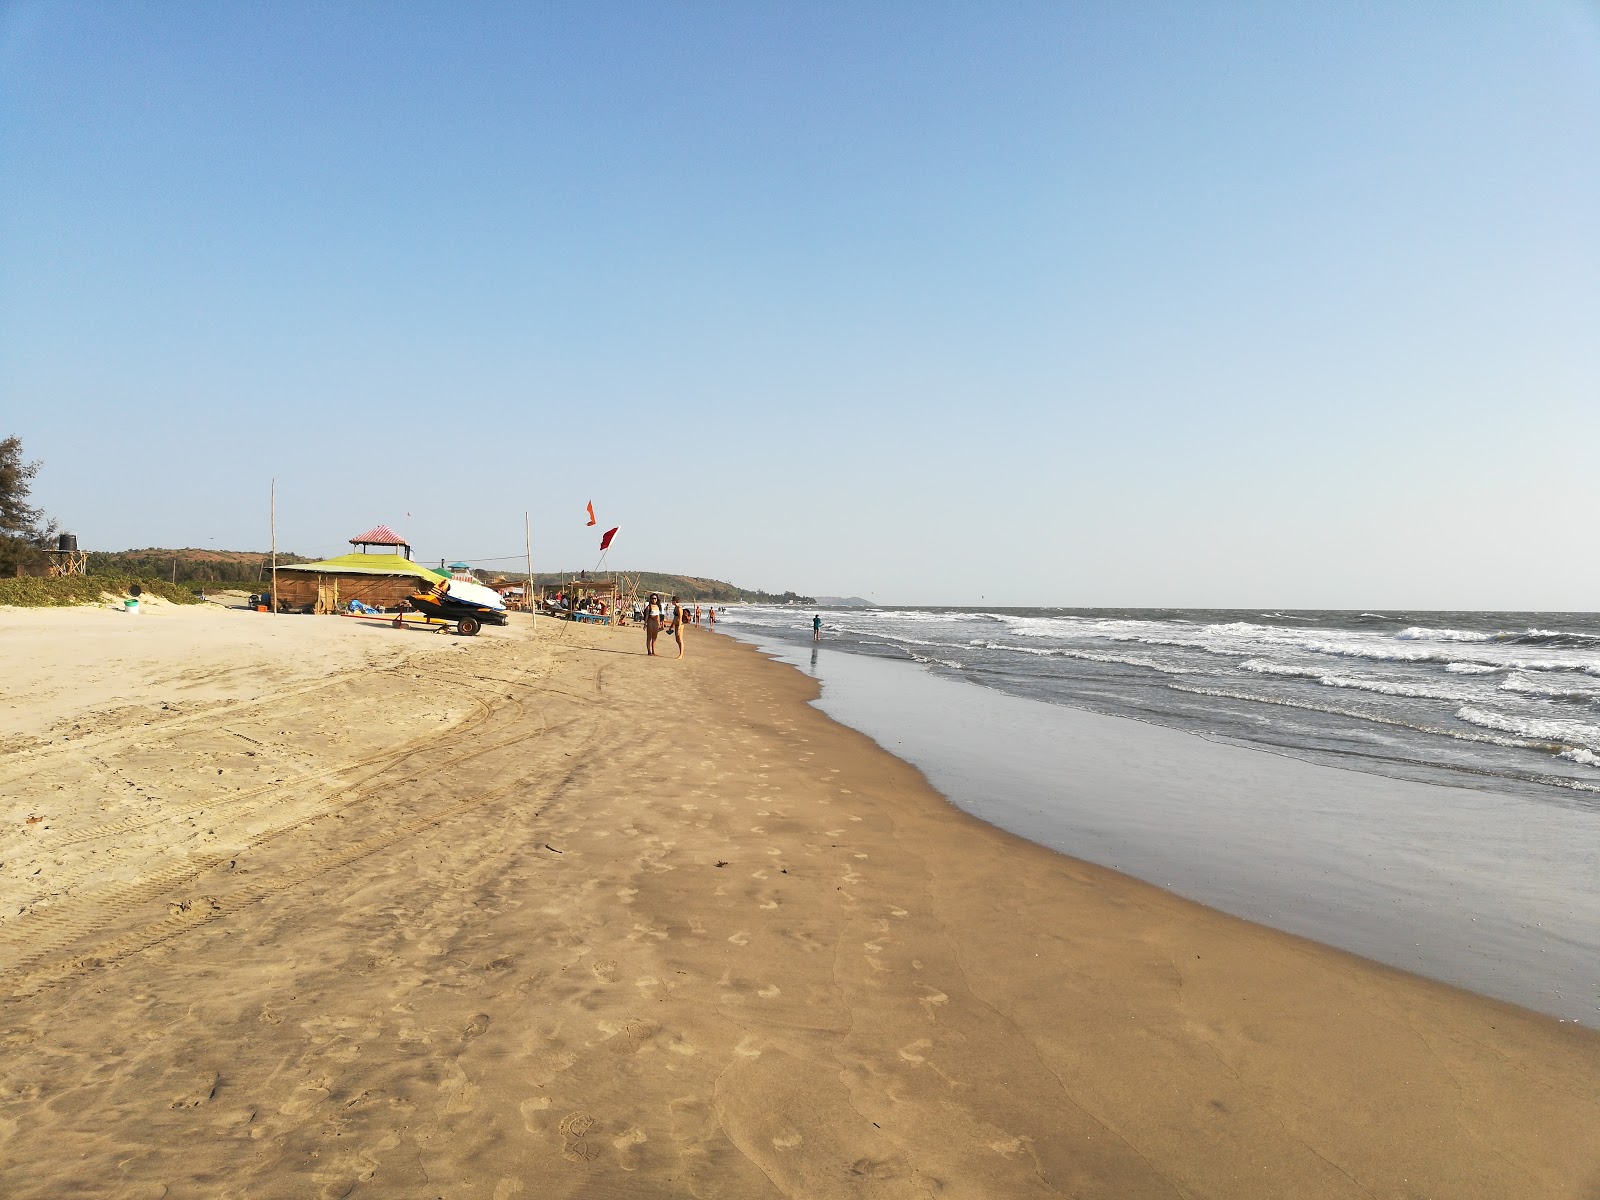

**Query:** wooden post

left=524, top=511, right=535, bottom=629
left=270, top=479, right=278, bottom=615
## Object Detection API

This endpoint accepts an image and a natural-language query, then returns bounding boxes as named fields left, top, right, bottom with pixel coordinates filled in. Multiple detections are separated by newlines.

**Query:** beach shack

left=558, top=575, right=619, bottom=623
left=272, top=525, right=446, bottom=613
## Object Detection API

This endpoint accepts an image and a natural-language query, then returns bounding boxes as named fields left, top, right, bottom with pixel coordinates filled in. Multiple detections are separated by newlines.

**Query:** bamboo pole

left=270, top=479, right=278, bottom=615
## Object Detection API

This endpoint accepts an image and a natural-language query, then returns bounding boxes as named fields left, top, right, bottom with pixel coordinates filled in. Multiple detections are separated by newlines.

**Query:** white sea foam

left=1559, top=748, right=1600, bottom=767
left=1455, top=707, right=1600, bottom=751
left=1446, top=663, right=1500, bottom=674
left=1239, top=659, right=1320, bottom=678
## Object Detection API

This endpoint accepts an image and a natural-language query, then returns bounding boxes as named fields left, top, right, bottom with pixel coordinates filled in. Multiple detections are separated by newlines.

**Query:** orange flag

left=586, top=501, right=596, bottom=527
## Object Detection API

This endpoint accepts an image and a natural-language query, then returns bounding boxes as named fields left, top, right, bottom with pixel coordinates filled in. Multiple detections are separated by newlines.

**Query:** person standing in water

left=644, top=593, right=662, bottom=655
left=812, top=613, right=822, bottom=641
left=672, top=595, right=688, bottom=659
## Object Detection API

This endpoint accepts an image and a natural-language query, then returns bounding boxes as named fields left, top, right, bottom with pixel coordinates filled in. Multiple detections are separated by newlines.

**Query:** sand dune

left=1, top=607, right=1596, bottom=1197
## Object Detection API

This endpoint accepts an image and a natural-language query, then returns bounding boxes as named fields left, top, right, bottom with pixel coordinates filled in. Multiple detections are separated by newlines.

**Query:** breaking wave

left=1456, top=706, right=1600, bottom=752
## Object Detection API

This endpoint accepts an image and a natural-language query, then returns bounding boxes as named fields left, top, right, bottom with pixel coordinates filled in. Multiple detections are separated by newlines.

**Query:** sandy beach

left=2, top=603, right=1598, bottom=1199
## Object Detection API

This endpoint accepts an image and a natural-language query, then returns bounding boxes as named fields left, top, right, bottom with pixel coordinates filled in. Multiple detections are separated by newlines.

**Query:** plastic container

left=123, top=599, right=139, bottom=614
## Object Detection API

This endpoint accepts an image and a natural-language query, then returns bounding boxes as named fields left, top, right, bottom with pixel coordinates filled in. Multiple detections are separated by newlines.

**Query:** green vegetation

left=87, top=547, right=313, bottom=586
left=0, top=575, right=203, bottom=608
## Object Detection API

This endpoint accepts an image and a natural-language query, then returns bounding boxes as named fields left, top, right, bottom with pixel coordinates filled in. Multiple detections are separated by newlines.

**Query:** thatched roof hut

left=273, top=553, right=445, bottom=614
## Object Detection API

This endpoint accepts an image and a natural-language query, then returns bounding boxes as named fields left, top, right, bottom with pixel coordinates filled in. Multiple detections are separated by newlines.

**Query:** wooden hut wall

left=274, top=572, right=425, bottom=611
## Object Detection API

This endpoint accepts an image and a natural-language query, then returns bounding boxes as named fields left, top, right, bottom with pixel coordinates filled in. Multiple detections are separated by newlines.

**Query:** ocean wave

left=1455, top=706, right=1600, bottom=752
left=1236, top=659, right=1473, bottom=701
left=1238, top=659, right=1320, bottom=678
left=1499, top=674, right=1600, bottom=703
left=1446, top=663, right=1500, bottom=674
left=830, top=628, right=968, bottom=650
left=1396, top=626, right=1495, bottom=643
left=973, top=642, right=1189, bottom=675
left=1050, top=648, right=1189, bottom=675
left=1172, top=685, right=1532, bottom=746
left=1397, top=626, right=1600, bottom=648
left=908, top=652, right=964, bottom=669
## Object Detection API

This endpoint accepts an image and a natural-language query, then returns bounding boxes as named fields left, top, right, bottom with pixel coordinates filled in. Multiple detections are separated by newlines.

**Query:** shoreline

left=2, top=607, right=1597, bottom=1197
left=723, top=627, right=1600, bottom=1027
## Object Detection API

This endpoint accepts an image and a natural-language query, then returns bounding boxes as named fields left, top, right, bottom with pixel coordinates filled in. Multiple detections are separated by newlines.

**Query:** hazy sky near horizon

left=3, top=2, right=1597, bottom=608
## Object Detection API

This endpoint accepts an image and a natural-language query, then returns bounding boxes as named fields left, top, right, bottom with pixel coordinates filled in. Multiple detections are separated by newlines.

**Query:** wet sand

left=734, top=636, right=1600, bottom=1026
left=1, top=606, right=1597, bottom=1197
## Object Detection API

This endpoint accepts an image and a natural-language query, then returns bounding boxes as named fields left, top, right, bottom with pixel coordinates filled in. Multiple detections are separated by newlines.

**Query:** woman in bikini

left=671, top=595, right=688, bottom=659
left=644, top=593, right=662, bottom=655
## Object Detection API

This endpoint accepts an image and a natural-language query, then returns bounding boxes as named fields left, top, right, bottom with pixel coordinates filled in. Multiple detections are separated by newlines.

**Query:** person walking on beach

left=813, top=613, right=822, bottom=641
left=644, top=593, right=662, bottom=655
left=671, top=595, right=688, bottom=659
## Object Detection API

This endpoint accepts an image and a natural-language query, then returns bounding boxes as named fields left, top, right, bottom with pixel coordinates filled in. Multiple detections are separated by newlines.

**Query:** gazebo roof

left=350, top=524, right=408, bottom=547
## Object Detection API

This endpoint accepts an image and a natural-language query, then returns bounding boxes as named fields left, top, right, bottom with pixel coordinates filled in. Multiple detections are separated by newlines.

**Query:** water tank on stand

left=57, top=532, right=78, bottom=553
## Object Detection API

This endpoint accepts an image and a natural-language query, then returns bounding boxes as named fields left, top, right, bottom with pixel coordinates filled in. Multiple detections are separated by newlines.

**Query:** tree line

left=0, top=436, right=58, bottom=576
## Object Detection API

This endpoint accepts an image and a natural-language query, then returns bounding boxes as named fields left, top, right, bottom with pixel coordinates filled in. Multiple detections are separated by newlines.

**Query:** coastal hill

left=83, top=549, right=812, bottom=603
left=529, top=571, right=812, bottom=605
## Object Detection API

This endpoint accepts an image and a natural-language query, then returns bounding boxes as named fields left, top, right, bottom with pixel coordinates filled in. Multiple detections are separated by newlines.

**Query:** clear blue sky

left=3, top=2, right=1597, bottom=607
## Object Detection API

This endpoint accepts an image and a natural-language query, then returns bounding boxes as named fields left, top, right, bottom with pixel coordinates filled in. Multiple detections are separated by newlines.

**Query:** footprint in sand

left=591, top=959, right=620, bottom=983
left=727, top=931, right=750, bottom=946
left=613, top=1126, right=648, bottom=1170
left=279, top=1077, right=333, bottom=1116
left=463, top=1013, right=492, bottom=1040
left=607, top=1018, right=657, bottom=1054
left=899, top=1039, right=932, bottom=1063
left=559, top=1111, right=601, bottom=1163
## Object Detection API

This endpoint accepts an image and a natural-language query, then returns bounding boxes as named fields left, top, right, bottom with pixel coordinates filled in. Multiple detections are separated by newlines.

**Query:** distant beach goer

left=644, top=593, right=662, bottom=655
left=672, top=595, right=688, bottom=659
left=813, top=614, right=822, bottom=641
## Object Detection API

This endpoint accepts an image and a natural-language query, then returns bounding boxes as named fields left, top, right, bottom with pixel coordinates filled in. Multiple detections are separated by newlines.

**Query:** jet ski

left=404, top=578, right=509, bottom=635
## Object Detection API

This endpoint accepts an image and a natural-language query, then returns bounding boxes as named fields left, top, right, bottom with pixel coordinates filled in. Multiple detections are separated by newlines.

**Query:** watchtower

left=44, top=532, right=87, bottom=577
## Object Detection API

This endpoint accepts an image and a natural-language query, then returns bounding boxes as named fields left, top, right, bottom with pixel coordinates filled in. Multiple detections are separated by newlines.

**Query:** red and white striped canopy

left=349, top=524, right=408, bottom=546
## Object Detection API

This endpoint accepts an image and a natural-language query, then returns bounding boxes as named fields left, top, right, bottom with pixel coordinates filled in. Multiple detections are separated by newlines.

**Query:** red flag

left=599, top=526, right=619, bottom=551
left=585, top=501, right=596, bottom=527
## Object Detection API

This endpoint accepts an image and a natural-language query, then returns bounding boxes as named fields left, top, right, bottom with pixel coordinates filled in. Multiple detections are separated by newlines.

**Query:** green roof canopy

left=275, top=553, right=447, bottom=582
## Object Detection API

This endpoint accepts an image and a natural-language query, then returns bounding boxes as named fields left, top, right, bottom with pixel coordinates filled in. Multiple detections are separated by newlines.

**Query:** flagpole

left=269, top=478, right=278, bottom=616
left=524, top=511, right=534, bottom=631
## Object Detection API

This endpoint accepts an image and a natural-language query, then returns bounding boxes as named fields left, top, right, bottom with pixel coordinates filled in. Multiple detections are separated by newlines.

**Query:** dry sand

left=1, top=605, right=1597, bottom=1198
